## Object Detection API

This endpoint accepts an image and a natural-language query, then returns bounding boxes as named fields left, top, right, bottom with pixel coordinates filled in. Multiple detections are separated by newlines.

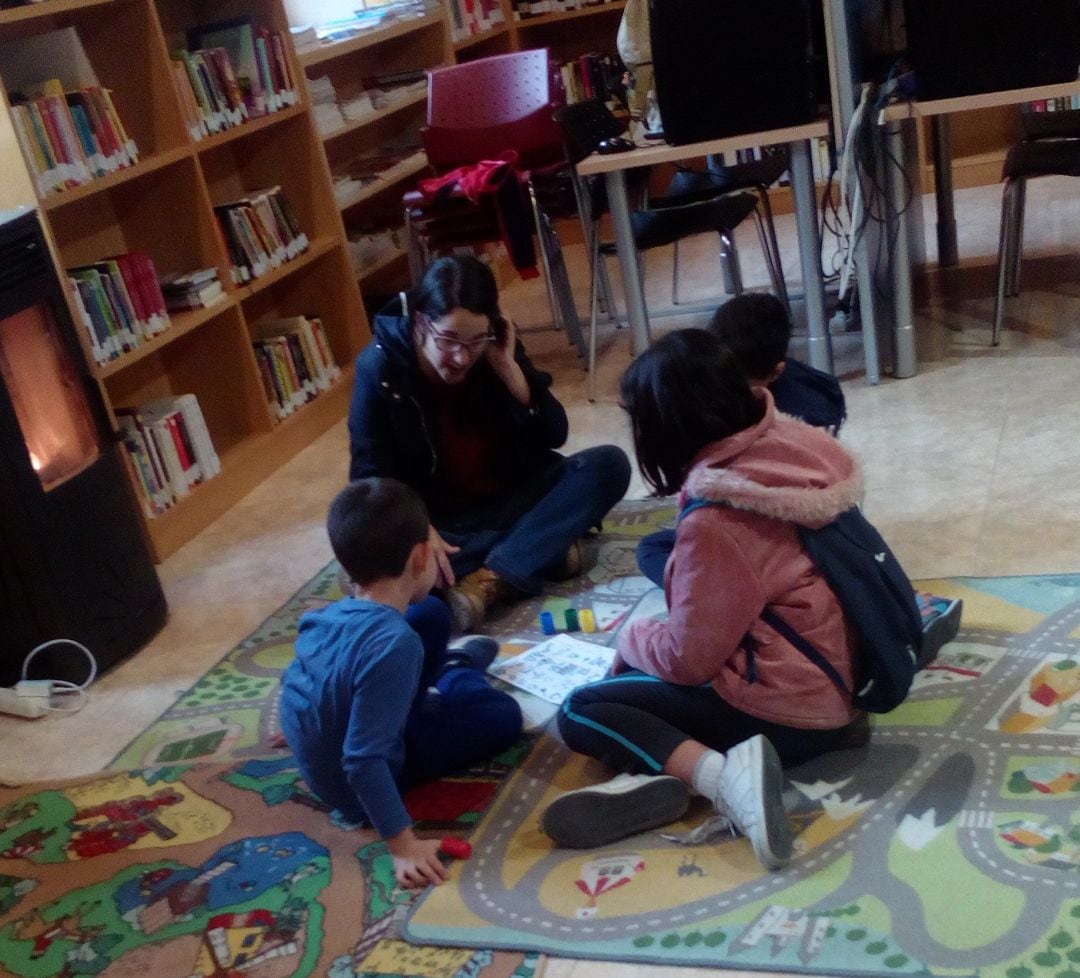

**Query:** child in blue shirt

left=281, top=477, right=523, bottom=889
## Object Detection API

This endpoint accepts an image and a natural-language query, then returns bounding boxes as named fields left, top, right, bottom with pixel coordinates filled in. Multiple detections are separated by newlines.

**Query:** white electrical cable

left=836, top=83, right=874, bottom=305
left=20, top=639, right=98, bottom=715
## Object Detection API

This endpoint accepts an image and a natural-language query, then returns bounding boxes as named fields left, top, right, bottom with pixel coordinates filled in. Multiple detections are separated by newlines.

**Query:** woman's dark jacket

left=347, top=307, right=569, bottom=498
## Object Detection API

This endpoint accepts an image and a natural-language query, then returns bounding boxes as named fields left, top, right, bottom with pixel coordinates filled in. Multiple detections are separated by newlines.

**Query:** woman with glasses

left=348, top=255, right=630, bottom=632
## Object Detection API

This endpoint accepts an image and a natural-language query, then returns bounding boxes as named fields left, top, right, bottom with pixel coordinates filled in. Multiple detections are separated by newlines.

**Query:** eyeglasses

left=419, top=313, right=496, bottom=354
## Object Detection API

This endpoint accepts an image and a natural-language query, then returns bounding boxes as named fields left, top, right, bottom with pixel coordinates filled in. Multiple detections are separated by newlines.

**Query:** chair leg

left=404, top=207, right=426, bottom=284
left=526, top=178, right=566, bottom=334
left=671, top=239, right=681, bottom=305
left=992, top=179, right=1015, bottom=346
left=587, top=220, right=602, bottom=402
left=752, top=209, right=786, bottom=304
left=535, top=202, right=587, bottom=358
left=719, top=230, right=744, bottom=296
left=598, top=249, right=620, bottom=326
left=1008, top=177, right=1027, bottom=297
left=757, top=186, right=791, bottom=313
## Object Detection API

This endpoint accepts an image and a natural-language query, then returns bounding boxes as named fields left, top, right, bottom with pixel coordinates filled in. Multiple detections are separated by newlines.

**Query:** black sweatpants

left=557, top=669, right=855, bottom=773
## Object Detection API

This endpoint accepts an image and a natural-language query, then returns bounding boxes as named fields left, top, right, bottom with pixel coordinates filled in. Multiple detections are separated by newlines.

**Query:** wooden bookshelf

left=0, top=0, right=369, bottom=560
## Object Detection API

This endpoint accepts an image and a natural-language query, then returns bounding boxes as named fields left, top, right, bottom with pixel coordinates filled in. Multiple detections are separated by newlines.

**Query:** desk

left=576, top=119, right=834, bottom=373
left=880, top=79, right=1080, bottom=376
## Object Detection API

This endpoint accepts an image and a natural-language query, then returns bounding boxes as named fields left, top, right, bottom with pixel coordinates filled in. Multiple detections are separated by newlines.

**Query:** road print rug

left=406, top=573, right=1080, bottom=978
left=0, top=501, right=675, bottom=978
left=0, top=759, right=541, bottom=978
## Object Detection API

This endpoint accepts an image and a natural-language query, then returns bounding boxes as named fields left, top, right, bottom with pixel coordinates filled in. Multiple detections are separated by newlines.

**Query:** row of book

left=512, top=0, right=623, bottom=18
left=117, top=394, right=221, bottom=518
left=67, top=253, right=170, bottom=368
left=446, top=0, right=506, bottom=43
left=558, top=53, right=626, bottom=107
left=252, top=315, right=341, bottom=421
left=214, top=186, right=310, bottom=284
left=1025, top=97, right=1080, bottom=113
left=160, top=267, right=225, bottom=312
left=8, top=84, right=138, bottom=199
left=170, top=18, right=299, bottom=142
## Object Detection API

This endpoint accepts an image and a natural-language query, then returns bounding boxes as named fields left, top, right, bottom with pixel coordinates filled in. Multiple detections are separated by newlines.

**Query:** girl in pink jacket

left=545, top=329, right=866, bottom=871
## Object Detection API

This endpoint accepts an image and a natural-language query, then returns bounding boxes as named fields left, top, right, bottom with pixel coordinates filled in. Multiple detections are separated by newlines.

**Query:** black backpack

left=679, top=501, right=923, bottom=713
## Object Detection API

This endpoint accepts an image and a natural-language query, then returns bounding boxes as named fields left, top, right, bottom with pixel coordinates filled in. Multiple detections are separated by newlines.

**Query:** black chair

left=659, top=151, right=792, bottom=312
left=992, top=134, right=1080, bottom=345
left=556, top=99, right=775, bottom=400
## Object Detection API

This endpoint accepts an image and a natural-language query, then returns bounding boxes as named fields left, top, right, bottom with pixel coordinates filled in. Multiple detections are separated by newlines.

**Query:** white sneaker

left=712, top=735, right=794, bottom=870
left=541, top=773, right=689, bottom=848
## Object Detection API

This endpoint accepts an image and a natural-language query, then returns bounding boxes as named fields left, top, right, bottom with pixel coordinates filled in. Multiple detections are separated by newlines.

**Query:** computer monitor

left=649, top=0, right=820, bottom=146
left=904, top=0, right=1080, bottom=101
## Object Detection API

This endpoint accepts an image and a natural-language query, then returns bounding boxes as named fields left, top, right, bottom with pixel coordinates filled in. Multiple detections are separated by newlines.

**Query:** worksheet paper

left=489, top=633, right=615, bottom=705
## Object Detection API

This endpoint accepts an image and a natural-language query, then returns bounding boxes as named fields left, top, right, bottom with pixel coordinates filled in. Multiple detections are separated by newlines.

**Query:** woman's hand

left=485, top=315, right=517, bottom=370
left=485, top=318, right=531, bottom=405
left=430, top=526, right=459, bottom=589
left=388, top=828, right=450, bottom=889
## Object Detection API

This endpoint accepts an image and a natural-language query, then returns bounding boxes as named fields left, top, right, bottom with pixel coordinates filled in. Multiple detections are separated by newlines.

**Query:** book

left=488, top=633, right=615, bottom=704
left=189, top=17, right=268, bottom=118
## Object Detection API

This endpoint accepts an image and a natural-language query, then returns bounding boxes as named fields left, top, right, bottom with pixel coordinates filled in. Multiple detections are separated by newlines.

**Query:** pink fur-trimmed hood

left=683, top=389, right=862, bottom=529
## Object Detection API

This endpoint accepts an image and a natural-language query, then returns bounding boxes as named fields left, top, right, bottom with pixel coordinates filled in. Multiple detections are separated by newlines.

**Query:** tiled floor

left=5, top=178, right=1080, bottom=978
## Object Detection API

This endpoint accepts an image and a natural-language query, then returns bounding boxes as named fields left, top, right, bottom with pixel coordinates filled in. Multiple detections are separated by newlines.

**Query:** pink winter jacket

left=618, top=390, right=863, bottom=729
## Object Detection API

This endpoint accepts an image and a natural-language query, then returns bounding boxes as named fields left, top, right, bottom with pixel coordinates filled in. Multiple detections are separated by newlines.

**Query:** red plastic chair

left=404, top=49, right=584, bottom=355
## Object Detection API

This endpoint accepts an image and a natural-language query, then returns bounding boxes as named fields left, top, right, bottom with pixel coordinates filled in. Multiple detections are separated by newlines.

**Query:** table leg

left=789, top=139, right=832, bottom=373
left=886, top=121, right=918, bottom=378
left=930, top=116, right=958, bottom=267
left=604, top=168, right=651, bottom=355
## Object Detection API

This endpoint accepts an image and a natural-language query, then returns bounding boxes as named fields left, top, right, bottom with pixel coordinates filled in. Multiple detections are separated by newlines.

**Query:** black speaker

left=649, top=0, right=819, bottom=146
left=904, top=0, right=1080, bottom=101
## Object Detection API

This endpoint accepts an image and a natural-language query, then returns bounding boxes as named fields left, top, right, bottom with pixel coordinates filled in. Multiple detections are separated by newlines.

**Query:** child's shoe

left=445, top=568, right=517, bottom=633
left=541, top=773, right=689, bottom=848
left=441, top=635, right=500, bottom=674
left=710, top=735, right=794, bottom=870
left=916, top=594, right=963, bottom=668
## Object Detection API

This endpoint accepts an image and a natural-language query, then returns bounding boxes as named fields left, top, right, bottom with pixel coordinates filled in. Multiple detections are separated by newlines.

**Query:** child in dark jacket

left=281, top=478, right=522, bottom=889
left=709, top=292, right=846, bottom=434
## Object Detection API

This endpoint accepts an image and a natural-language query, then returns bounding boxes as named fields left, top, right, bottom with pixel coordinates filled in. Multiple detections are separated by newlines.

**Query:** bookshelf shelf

left=513, top=0, right=627, bottom=30
left=235, top=234, right=339, bottom=299
left=95, top=297, right=236, bottom=380
left=0, top=0, right=119, bottom=26
left=193, top=102, right=306, bottom=153
left=0, top=0, right=369, bottom=560
left=355, top=243, right=406, bottom=284
left=141, top=364, right=355, bottom=558
left=453, top=23, right=509, bottom=52
left=298, top=10, right=445, bottom=68
left=41, top=146, right=190, bottom=212
left=337, top=150, right=428, bottom=211
left=319, top=87, right=427, bottom=143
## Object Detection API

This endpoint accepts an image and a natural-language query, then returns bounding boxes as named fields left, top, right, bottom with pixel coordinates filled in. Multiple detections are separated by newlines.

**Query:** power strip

left=0, top=686, right=47, bottom=719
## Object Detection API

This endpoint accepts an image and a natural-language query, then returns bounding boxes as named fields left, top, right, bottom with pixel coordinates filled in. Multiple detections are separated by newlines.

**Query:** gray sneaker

left=541, top=773, right=689, bottom=848
left=712, top=735, right=794, bottom=870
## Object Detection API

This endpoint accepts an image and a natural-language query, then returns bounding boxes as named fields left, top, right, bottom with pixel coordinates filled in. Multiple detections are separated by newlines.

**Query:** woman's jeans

left=434, top=444, right=631, bottom=594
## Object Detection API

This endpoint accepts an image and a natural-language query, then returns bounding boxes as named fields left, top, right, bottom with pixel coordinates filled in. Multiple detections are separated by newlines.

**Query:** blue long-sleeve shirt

left=280, top=598, right=422, bottom=838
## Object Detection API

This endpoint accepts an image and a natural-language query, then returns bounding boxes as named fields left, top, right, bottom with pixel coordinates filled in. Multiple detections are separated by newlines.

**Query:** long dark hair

left=620, top=329, right=763, bottom=496
left=409, top=255, right=503, bottom=329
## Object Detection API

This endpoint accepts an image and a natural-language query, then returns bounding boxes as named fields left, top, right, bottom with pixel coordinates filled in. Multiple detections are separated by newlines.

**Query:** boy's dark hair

left=327, top=478, right=430, bottom=586
left=410, top=255, right=503, bottom=330
left=707, top=293, right=792, bottom=381
left=620, top=329, right=763, bottom=496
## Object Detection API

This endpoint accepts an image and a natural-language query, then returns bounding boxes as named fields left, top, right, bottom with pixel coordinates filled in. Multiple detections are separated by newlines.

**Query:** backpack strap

left=680, top=497, right=853, bottom=699
left=759, top=607, right=851, bottom=697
